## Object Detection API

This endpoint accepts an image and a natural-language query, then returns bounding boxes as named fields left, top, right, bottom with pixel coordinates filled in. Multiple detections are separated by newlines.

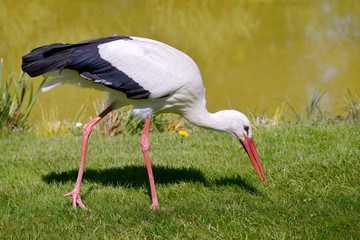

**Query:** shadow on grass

left=42, top=165, right=261, bottom=195
left=214, top=175, right=262, bottom=196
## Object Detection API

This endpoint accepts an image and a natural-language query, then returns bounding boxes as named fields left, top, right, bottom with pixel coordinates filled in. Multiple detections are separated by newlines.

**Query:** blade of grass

left=20, top=78, right=45, bottom=127
left=9, top=71, right=25, bottom=118
left=225, top=92, right=232, bottom=110
left=0, top=59, right=3, bottom=96
left=306, top=91, right=325, bottom=124
left=3, top=71, right=14, bottom=123
left=282, top=96, right=303, bottom=124
left=19, top=73, right=29, bottom=106
left=344, top=88, right=359, bottom=121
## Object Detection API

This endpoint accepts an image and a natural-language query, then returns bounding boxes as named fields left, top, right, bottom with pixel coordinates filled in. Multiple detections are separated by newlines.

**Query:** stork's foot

left=150, top=201, right=160, bottom=210
left=63, top=190, right=86, bottom=209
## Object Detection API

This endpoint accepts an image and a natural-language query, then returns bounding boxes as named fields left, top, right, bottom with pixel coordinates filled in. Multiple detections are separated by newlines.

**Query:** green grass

left=1, top=123, right=359, bottom=239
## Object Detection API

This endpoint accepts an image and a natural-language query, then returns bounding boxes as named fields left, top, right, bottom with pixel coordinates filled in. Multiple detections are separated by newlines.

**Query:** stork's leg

left=63, top=101, right=116, bottom=209
left=141, top=117, right=159, bottom=210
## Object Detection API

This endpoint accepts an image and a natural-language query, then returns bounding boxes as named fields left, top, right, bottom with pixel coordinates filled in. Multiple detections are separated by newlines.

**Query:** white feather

left=98, top=37, right=202, bottom=99
left=41, top=79, right=62, bottom=92
left=132, top=108, right=153, bottom=119
left=42, top=69, right=112, bottom=93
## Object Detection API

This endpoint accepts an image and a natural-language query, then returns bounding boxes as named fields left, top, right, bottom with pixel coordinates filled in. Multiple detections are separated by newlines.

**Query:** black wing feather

left=21, top=35, right=151, bottom=99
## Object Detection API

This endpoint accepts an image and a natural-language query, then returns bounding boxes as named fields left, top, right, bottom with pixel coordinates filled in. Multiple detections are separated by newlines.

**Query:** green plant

left=247, top=102, right=288, bottom=129
left=305, top=90, right=328, bottom=124
left=0, top=59, right=44, bottom=130
left=34, top=99, right=88, bottom=136
left=94, top=99, right=194, bottom=136
left=282, top=91, right=331, bottom=125
left=247, top=106, right=272, bottom=129
left=343, top=88, right=359, bottom=122
left=94, top=100, right=144, bottom=136
left=282, top=96, right=305, bottom=124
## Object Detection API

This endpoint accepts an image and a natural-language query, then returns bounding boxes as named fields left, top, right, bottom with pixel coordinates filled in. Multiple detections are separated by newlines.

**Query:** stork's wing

left=22, top=36, right=197, bottom=100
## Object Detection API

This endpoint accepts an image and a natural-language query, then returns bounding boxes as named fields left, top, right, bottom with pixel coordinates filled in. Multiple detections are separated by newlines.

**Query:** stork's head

left=217, top=110, right=267, bottom=185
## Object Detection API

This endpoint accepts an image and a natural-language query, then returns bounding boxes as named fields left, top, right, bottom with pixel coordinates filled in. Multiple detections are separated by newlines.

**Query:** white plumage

left=22, top=35, right=267, bottom=209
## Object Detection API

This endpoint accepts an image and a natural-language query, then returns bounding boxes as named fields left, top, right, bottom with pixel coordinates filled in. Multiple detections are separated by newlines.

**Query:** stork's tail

left=21, top=43, right=74, bottom=77
left=21, top=35, right=129, bottom=77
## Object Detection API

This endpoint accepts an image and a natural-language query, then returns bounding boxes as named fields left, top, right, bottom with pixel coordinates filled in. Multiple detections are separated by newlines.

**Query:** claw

left=150, top=201, right=160, bottom=210
left=63, top=190, right=87, bottom=209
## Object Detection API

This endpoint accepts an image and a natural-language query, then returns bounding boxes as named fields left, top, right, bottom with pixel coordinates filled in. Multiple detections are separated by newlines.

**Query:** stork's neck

left=182, top=106, right=228, bottom=133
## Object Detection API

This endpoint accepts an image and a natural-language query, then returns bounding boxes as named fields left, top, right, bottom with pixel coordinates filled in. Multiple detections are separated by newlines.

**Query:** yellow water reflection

left=1, top=0, right=359, bottom=120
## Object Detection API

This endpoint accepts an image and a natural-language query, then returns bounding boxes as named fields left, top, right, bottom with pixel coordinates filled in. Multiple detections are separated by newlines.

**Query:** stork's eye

left=244, top=125, right=249, bottom=135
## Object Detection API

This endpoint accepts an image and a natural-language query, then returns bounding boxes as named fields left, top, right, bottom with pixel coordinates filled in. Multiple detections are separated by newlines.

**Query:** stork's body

left=22, top=35, right=267, bottom=209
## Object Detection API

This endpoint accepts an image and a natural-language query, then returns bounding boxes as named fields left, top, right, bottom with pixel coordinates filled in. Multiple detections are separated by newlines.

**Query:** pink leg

left=63, top=102, right=116, bottom=209
left=141, top=117, right=159, bottom=210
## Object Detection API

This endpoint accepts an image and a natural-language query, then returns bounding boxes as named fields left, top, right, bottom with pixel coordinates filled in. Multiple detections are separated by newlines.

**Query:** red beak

left=238, top=134, right=267, bottom=184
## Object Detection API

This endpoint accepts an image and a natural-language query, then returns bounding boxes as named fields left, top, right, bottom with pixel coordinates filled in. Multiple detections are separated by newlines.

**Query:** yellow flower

left=178, top=130, right=189, bottom=136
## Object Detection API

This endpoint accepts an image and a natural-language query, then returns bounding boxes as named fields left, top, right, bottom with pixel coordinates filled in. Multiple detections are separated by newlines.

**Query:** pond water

left=1, top=0, right=359, bottom=120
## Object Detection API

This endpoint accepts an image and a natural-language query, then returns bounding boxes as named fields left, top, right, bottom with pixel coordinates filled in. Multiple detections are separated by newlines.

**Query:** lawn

left=0, top=123, right=359, bottom=239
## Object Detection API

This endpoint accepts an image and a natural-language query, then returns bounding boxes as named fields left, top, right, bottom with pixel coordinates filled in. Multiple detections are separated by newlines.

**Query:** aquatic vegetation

left=246, top=90, right=359, bottom=129
left=281, top=91, right=332, bottom=126
left=0, top=59, right=44, bottom=131
left=93, top=99, right=193, bottom=136
left=343, top=88, right=360, bottom=122
left=30, top=89, right=360, bottom=135
left=0, top=63, right=358, bottom=134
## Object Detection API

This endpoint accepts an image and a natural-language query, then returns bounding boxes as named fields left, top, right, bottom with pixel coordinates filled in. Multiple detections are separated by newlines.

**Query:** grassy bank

left=1, top=123, right=359, bottom=239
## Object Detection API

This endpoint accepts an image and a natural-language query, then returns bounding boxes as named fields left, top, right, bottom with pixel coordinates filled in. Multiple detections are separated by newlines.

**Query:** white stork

left=22, top=35, right=267, bottom=210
